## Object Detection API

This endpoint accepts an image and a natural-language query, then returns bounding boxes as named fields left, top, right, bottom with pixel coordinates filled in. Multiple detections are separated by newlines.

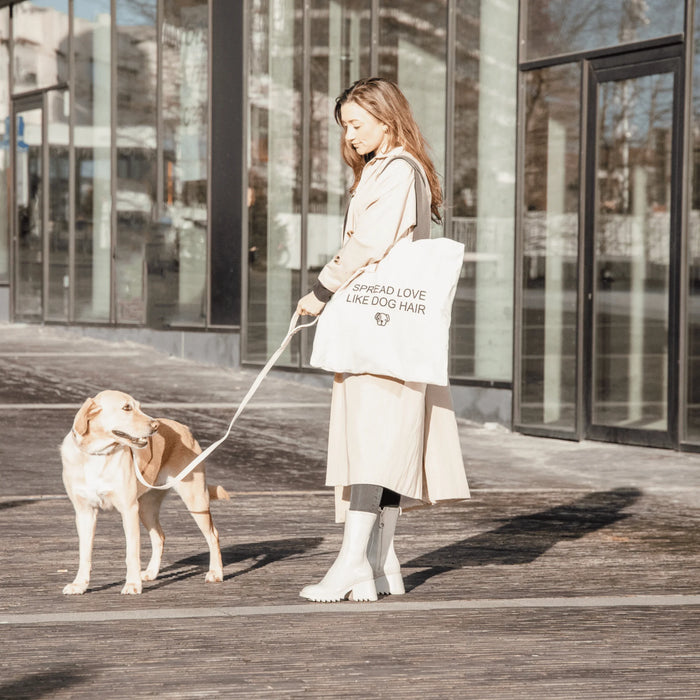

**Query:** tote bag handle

left=382, top=154, right=431, bottom=241
left=341, top=154, right=431, bottom=242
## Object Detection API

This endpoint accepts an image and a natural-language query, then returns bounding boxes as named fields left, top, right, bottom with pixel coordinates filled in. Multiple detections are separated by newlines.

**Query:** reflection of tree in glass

left=526, top=0, right=682, bottom=60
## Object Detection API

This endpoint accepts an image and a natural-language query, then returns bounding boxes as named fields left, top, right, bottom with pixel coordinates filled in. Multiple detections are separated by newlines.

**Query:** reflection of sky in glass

left=73, top=0, right=110, bottom=20
left=526, top=0, right=684, bottom=61
left=28, top=0, right=68, bottom=9
left=117, top=1, right=157, bottom=27
left=30, top=0, right=154, bottom=26
left=74, top=0, right=111, bottom=20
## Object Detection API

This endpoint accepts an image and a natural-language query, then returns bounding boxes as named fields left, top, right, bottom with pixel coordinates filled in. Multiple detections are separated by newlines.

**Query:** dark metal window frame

left=512, top=58, right=586, bottom=442
left=583, top=47, right=685, bottom=450
left=513, top=3, right=690, bottom=445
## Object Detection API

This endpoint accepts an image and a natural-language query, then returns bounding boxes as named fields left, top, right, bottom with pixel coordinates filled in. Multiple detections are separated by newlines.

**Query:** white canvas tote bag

left=310, top=156, right=464, bottom=386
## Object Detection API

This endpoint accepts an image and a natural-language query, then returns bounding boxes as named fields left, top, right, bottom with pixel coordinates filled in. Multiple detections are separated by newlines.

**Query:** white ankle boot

left=367, top=507, right=405, bottom=595
left=300, top=510, right=378, bottom=602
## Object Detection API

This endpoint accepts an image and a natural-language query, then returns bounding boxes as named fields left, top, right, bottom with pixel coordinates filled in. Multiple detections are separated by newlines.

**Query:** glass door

left=13, top=95, right=45, bottom=321
left=584, top=51, right=682, bottom=447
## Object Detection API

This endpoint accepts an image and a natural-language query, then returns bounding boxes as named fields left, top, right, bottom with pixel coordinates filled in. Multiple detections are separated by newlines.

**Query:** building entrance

left=584, top=48, right=682, bottom=448
left=13, top=94, right=44, bottom=321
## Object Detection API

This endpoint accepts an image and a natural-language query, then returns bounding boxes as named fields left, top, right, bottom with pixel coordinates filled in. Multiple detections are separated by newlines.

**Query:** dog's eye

left=122, top=404, right=133, bottom=412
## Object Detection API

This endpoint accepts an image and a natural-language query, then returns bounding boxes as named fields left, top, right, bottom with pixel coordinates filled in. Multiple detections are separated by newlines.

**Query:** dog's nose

left=150, top=420, right=160, bottom=432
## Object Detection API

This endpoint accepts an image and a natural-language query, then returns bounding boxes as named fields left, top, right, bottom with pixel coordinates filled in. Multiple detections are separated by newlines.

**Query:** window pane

left=379, top=1, right=447, bottom=187
left=519, top=64, right=580, bottom=430
left=246, top=0, right=303, bottom=363
left=303, top=0, right=371, bottom=364
left=15, top=107, right=43, bottom=319
left=593, top=72, right=673, bottom=430
left=13, top=1, right=69, bottom=93
left=450, top=0, right=517, bottom=381
left=116, top=0, right=157, bottom=325
left=46, top=89, right=70, bottom=320
left=0, top=9, right=9, bottom=284
left=74, top=1, right=112, bottom=322
left=524, top=0, right=684, bottom=62
left=158, top=0, right=209, bottom=327
left=687, top=5, right=700, bottom=442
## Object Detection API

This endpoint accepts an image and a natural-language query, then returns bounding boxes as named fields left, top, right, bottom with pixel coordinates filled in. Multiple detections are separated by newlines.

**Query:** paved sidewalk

left=1, top=323, right=700, bottom=699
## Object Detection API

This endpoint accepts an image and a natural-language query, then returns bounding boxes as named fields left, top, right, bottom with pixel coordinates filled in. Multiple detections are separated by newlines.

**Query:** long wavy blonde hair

left=334, top=77, right=443, bottom=223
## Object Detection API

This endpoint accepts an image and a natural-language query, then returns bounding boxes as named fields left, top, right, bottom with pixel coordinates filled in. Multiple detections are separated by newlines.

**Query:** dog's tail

left=208, top=484, right=231, bottom=501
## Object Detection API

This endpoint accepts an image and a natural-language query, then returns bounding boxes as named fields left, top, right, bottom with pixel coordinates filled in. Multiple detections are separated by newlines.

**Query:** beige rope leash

left=132, top=313, right=318, bottom=490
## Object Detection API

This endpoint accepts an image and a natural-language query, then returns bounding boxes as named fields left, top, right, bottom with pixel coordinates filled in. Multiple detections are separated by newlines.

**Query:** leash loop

left=132, top=313, right=318, bottom=490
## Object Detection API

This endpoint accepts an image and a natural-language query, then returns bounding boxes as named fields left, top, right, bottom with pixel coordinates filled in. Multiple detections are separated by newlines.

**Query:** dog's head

left=72, top=390, right=160, bottom=451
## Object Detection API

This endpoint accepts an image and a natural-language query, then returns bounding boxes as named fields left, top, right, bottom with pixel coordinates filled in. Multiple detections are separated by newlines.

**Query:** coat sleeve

left=316, top=159, right=416, bottom=294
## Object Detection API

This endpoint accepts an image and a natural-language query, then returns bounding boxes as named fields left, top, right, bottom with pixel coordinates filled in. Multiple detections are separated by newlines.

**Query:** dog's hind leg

left=191, top=509, right=223, bottom=583
left=63, top=506, right=97, bottom=594
left=176, top=476, right=224, bottom=583
left=138, top=489, right=167, bottom=581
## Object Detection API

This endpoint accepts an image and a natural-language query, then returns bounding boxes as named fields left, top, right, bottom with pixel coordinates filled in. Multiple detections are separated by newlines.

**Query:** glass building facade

left=5, top=0, right=214, bottom=327
left=5, top=0, right=700, bottom=451
left=243, top=0, right=517, bottom=381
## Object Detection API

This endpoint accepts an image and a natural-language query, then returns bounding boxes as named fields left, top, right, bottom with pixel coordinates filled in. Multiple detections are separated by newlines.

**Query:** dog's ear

left=73, top=397, right=100, bottom=436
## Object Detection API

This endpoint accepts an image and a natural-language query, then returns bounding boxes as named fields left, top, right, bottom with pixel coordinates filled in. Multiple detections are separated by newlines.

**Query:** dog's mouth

left=112, top=430, right=150, bottom=448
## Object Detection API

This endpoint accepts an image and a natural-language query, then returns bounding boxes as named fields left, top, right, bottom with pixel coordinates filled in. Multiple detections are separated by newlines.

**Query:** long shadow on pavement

left=0, top=664, right=93, bottom=699
left=0, top=499, right=39, bottom=511
left=403, top=487, right=642, bottom=592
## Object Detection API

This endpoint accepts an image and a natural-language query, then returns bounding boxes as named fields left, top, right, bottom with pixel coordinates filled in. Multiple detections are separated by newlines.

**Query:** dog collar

left=71, top=429, right=121, bottom=456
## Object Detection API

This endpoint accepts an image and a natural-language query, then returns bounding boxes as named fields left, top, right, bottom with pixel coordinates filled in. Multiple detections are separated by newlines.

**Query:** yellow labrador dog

left=61, top=390, right=229, bottom=595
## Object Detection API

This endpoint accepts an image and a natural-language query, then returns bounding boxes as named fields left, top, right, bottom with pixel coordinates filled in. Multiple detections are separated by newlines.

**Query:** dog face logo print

left=374, top=312, right=390, bottom=326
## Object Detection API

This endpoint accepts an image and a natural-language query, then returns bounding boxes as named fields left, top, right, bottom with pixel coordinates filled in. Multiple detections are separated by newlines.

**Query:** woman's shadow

left=402, top=487, right=642, bottom=592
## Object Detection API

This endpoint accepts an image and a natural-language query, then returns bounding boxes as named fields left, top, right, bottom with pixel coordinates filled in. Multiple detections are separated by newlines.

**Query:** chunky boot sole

left=375, top=571, right=405, bottom=596
left=300, top=510, right=379, bottom=602
left=300, top=577, right=378, bottom=602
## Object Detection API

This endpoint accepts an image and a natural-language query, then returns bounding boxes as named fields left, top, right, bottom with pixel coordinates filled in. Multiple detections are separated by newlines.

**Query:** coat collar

left=367, top=145, right=405, bottom=166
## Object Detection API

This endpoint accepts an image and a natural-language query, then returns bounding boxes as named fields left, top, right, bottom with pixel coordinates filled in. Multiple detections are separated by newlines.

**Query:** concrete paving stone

left=2, top=491, right=699, bottom=614
left=2, top=322, right=700, bottom=698
left=2, top=607, right=700, bottom=699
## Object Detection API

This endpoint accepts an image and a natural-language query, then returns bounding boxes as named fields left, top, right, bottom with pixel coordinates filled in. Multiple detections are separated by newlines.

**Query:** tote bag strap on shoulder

left=341, top=153, right=432, bottom=241
left=377, top=154, right=431, bottom=241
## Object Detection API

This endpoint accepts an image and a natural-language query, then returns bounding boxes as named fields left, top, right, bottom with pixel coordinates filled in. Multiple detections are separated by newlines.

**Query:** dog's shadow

left=86, top=536, right=322, bottom=593
left=145, top=536, right=323, bottom=591
left=402, top=487, right=642, bottom=592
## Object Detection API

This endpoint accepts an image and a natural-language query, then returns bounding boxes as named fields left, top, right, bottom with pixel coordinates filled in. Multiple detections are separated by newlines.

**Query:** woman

left=296, top=77, right=469, bottom=602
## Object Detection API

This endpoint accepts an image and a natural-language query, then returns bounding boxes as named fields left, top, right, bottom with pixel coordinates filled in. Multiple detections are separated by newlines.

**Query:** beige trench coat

left=316, top=147, right=470, bottom=523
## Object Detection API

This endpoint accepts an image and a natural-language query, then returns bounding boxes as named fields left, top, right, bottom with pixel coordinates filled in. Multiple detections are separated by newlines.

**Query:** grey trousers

left=349, top=483, right=401, bottom=513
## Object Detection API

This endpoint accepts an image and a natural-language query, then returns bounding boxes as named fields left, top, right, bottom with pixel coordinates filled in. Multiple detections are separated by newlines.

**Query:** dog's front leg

left=63, top=506, right=97, bottom=594
left=120, top=503, right=143, bottom=594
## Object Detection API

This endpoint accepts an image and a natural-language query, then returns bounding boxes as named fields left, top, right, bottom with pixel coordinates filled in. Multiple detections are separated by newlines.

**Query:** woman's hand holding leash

left=296, top=292, right=326, bottom=317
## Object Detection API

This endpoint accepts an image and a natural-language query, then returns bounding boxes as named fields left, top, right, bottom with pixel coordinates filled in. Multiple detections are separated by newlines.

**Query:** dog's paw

left=62, top=582, right=88, bottom=595
left=205, top=570, right=223, bottom=583
left=141, top=567, right=158, bottom=582
left=121, top=581, right=142, bottom=595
